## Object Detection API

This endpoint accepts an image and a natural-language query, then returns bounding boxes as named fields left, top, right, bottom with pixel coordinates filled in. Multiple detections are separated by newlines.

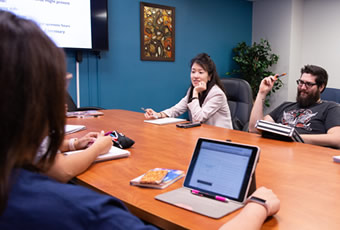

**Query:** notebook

left=144, top=117, right=186, bottom=125
left=155, top=138, right=260, bottom=219
left=66, top=110, right=104, bottom=118
left=65, top=124, right=86, bottom=134
left=64, top=146, right=130, bottom=163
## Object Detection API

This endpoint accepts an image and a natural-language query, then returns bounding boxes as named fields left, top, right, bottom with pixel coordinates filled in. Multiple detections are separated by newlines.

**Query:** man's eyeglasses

left=296, top=79, right=317, bottom=88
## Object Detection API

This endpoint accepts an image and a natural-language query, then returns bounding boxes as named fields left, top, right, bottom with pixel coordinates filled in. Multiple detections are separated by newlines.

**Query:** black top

left=0, top=169, right=157, bottom=230
left=269, top=101, right=340, bottom=134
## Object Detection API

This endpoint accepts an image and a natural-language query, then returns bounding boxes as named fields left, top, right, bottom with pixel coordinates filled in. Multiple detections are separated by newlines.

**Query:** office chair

left=66, top=92, right=104, bottom=112
left=321, top=87, right=340, bottom=104
left=220, top=78, right=253, bottom=131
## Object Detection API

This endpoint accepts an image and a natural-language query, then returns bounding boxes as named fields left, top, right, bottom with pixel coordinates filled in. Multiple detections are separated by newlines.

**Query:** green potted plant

left=226, top=39, right=282, bottom=107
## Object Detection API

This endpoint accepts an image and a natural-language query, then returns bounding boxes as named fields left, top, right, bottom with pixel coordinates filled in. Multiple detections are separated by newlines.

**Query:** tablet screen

left=184, top=138, right=259, bottom=202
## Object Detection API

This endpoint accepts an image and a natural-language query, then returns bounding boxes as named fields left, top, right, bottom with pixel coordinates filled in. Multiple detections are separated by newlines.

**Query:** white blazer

left=162, top=85, right=233, bottom=129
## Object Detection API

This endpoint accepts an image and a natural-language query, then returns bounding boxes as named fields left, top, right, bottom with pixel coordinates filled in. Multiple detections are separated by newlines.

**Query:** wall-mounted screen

left=0, top=0, right=109, bottom=51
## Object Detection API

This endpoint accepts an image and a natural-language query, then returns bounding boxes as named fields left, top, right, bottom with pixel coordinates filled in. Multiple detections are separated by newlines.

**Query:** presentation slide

left=0, top=0, right=92, bottom=49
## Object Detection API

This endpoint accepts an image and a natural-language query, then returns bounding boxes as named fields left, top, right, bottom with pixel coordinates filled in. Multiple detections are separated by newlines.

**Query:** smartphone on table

left=176, top=122, right=201, bottom=128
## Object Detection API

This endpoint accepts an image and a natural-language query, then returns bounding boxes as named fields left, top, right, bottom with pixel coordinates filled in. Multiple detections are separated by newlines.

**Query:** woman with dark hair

left=0, top=11, right=279, bottom=229
left=0, top=10, right=154, bottom=229
left=144, top=53, right=233, bottom=129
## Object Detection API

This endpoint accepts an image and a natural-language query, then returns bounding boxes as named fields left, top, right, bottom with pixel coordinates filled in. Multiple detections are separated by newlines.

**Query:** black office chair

left=66, top=92, right=104, bottom=112
left=220, top=78, right=253, bottom=131
left=321, top=87, right=340, bottom=104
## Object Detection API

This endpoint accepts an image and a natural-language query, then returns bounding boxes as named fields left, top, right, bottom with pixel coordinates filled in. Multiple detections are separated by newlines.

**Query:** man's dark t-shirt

left=269, top=101, right=340, bottom=134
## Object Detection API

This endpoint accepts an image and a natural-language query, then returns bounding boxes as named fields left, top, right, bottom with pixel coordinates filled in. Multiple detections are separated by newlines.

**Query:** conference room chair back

left=220, top=78, right=253, bottom=131
left=66, top=93, right=104, bottom=112
left=321, top=87, right=340, bottom=104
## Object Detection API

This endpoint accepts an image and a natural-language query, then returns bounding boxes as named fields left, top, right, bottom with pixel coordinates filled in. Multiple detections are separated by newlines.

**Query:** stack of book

left=130, top=168, right=185, bottom=189
left=255, top=120, right=304, bottom=143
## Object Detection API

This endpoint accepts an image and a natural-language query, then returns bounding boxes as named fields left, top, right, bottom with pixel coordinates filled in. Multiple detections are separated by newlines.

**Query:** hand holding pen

left=259, top=73, right=287, bottom=95
left=77, top=132, right=99, bottom=149
left=88, top=131, right=112, bottom=154
left=82, top=131, right=112, bottom=154
left=142, top=107, right=159, bottom=119
left=274, top=73, right=286, bottom=80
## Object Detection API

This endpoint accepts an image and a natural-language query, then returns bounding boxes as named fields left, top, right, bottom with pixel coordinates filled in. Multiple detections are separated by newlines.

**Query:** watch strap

left=246, top=196, right=269, bottom=215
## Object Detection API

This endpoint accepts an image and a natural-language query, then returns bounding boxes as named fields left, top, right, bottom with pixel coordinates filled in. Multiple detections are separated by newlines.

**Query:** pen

left=105, top=131, right=123, bottom=148
left=104, top=131, right=112, bottom=136
left=274, top=73, right=286, bottom=79
left=87, top=130, right=106, bottom=147
left=141, top=107, right=159, bottom=119
left=191, top=189, right=229, bottom=203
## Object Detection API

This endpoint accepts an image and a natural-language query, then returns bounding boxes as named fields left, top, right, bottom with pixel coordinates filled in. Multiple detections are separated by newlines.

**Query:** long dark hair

left=188, top=53, right=225, bottom=105
left=0, top=11, right=66, bottom=213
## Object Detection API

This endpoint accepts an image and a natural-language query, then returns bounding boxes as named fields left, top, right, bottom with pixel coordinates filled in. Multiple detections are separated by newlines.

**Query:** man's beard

left=296, top=88, right=320, bottom=108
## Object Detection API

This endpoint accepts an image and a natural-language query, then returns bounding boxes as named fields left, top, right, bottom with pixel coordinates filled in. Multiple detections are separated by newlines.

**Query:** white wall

left=252, top=0, right=340, bottom=113
left=252, top=0, right=293, bottom=113
left=301, top=0, right=340, bottom=89
left=288, top=0, right=303, bottom=101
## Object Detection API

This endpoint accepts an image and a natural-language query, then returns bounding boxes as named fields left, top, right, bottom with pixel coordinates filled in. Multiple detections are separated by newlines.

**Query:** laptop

left=155, top=138, right=260, bottom=219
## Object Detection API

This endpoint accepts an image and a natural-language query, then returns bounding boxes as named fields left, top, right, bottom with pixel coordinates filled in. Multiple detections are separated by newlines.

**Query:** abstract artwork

left=140, top=2, right=175, bottom=61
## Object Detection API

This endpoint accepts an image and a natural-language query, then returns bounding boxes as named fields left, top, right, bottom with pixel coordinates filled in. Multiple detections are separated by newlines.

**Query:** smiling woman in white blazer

left=144, top=53, right=233, bottom=129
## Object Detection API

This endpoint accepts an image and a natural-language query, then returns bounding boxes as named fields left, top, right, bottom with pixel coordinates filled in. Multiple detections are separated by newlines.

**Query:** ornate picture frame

left=140, top=2, right=175, bottom=61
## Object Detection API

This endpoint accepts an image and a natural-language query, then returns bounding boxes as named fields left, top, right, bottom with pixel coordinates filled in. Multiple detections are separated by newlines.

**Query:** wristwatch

left=246, top=196, right=268, bottom=215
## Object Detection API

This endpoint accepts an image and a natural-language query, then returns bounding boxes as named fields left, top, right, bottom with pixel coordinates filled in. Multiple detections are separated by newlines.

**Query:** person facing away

left=249, top=65, right=340, bottom=149
left=0, top=10, right=279, bottom=230
left=39, top=72, right=113, bottom=183
left=144, top=53, right=233, bottom=129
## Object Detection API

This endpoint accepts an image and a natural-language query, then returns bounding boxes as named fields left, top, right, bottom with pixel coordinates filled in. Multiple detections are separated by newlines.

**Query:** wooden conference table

left=67, top=110, right=340, bottom=230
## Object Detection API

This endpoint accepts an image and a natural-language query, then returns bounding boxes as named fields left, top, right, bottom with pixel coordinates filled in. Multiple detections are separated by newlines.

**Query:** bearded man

left=249, top=65, right=340, bottom=149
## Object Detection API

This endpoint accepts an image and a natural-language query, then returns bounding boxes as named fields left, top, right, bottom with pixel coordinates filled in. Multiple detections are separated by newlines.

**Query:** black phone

left=176, top=122, right=201, bottom=128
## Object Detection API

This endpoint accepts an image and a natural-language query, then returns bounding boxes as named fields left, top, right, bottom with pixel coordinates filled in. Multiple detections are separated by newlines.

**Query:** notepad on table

left=144, top=118, right=186, bottom=125
left=65, top=124, right=86, bottom=134
left=130, top=168, right=185, bottom=189
left=66, top=110, right=104, bottom=118
left=64, top=146, right=130, bottom=163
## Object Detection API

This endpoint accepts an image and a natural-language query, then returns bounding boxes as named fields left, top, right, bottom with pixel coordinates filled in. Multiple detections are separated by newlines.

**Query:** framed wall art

left=140, top=2, right=175, bottom=61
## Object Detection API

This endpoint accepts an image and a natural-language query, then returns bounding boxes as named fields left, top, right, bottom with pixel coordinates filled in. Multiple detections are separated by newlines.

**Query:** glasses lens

left=297, top=80, right=316, bottom=88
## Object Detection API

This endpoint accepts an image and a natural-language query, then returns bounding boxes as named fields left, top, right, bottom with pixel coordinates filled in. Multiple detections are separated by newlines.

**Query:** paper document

left=144, top=118, right=186, bottom=125
left=64, top=146, right=130, bottom=162
left=65, top=124, right=86, bottom=134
